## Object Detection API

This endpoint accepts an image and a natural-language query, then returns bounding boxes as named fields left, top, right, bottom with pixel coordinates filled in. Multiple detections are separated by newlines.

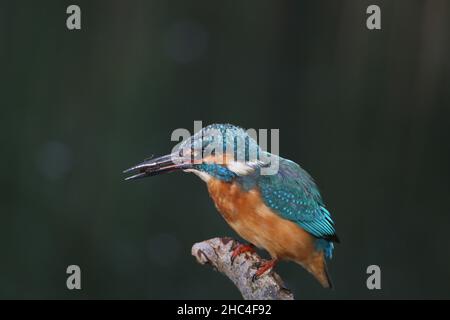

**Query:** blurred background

left=1, top=0, right=449, bottom=299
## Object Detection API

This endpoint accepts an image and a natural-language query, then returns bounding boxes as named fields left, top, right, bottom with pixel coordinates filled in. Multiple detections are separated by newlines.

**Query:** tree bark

left=191, top=237, right=294, bottom=300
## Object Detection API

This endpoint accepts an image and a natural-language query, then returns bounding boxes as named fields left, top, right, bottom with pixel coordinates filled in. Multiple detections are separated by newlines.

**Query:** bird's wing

left=258, top=157, right=339, bottom=242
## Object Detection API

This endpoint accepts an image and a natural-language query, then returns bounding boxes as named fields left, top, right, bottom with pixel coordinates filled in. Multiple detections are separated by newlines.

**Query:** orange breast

left=207, top=179, right=317, bottom=264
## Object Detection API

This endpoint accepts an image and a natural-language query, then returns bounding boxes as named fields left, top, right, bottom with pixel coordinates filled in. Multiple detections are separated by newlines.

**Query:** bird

left=124, top=123, right=339, bottom=288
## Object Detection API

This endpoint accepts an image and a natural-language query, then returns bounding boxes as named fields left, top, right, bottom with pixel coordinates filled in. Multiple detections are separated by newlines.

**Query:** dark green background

left=1, top=0, right=449, bottom=299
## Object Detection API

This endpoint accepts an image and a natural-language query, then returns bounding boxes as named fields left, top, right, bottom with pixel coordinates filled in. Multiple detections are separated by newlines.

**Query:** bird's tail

left=303, top=251, right=334, bottom=289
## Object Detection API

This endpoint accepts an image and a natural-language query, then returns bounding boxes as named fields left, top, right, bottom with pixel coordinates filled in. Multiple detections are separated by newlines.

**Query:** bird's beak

left=123, top=153, right=191, bottom=181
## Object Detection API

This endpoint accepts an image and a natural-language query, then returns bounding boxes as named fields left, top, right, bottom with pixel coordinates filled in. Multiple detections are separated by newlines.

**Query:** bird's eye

left=201, top=145, right=216, bottom=158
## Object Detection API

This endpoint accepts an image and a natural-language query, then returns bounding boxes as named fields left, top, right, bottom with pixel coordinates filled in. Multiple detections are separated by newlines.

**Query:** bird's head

left=124, top=124, right=266, bottom=183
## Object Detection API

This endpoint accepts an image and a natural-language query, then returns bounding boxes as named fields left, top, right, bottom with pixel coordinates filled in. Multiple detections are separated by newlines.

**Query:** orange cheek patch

left=198, top=153, right=235, bottom=166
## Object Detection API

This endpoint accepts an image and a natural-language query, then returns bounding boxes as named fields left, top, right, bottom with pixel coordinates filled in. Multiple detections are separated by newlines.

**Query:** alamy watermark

left=66, top=5, right=81, bottom=30
left=366, top=5, right=381, bottom=30
left=66, top=265, right=81, bottom=290
left=169, top=121, right=280, bottom=175
left=366, top=264, right=381, bottom=290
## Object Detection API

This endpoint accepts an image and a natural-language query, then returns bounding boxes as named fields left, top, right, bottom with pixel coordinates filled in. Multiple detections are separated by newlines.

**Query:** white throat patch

left=226, top=161, right=255, bottom=176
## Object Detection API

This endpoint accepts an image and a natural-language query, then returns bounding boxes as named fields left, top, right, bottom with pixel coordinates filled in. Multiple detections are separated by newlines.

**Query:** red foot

left=231, top=243, right=255, bottom=265
left=252, top=259, right=278, bottom=281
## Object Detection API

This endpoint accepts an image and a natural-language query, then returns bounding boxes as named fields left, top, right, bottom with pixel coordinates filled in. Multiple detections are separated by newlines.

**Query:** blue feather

left=258, top=157, right=339, bottom=252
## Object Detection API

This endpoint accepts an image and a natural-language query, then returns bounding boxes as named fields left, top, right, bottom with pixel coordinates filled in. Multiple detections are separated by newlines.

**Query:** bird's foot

left=230, top=243, right=255, bottom=265
left=252, top=259, right=278, bottom=282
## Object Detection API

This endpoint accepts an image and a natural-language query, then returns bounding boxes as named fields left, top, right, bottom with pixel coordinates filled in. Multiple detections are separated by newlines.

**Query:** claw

left=230, top=243, right=255, bottom=265
left=252, top=259, right=278, bottom=282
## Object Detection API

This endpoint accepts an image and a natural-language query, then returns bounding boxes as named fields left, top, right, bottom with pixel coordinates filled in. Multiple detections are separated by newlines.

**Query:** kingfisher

left=124, top=124, right=339, bottom=288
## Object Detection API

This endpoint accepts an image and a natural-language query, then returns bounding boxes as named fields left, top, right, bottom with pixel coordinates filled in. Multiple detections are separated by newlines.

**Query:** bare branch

left=191, top=237, right=294, bottom=300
